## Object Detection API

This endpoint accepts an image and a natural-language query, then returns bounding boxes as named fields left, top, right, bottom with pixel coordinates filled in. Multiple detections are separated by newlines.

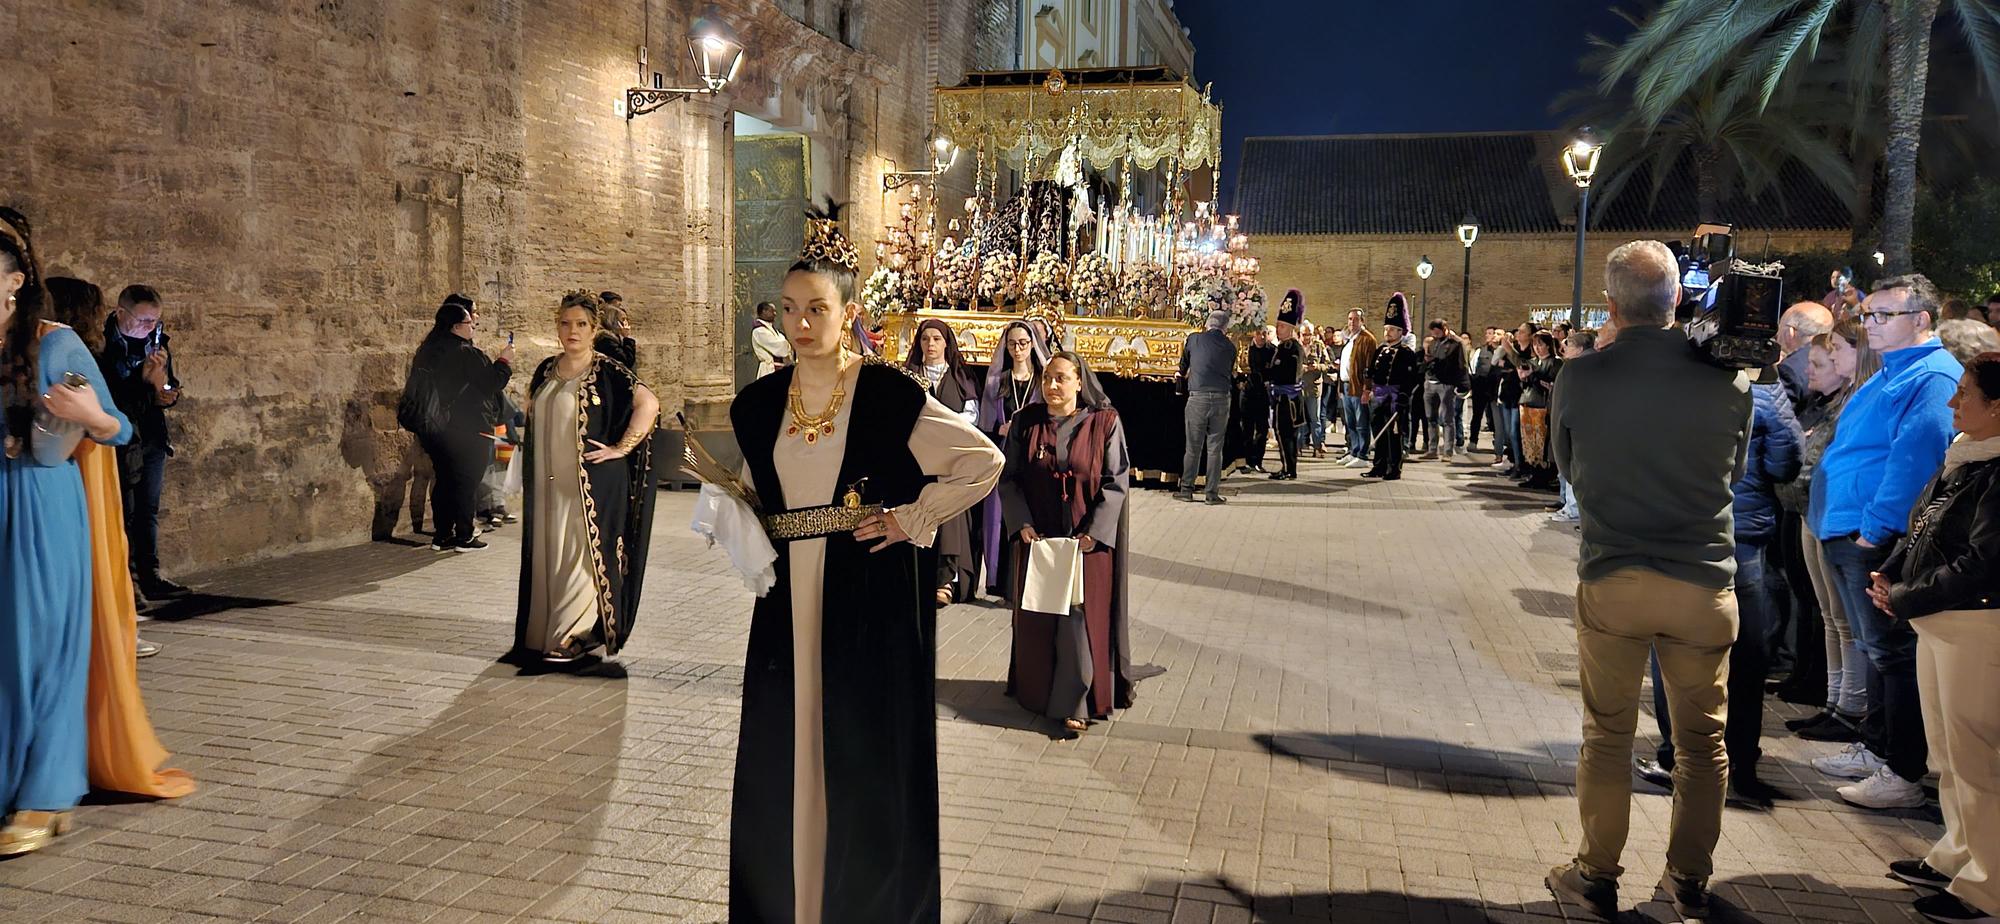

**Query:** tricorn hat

left=1384, top=292, right=1411, bottom=331
left=1278, top=288, right=1306, bottom=327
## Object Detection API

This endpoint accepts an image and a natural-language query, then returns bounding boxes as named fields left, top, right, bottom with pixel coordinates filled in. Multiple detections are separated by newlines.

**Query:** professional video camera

left=1671, top=223, right=1784, bottom=370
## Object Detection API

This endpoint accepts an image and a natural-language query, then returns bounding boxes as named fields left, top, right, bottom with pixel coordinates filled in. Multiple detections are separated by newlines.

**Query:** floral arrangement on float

left=933, top=239, right=977, bottom=305
left=1022, top=251, right=1069, bottom=308
left=1069, top=251, right=1113, bottom=316
left=1178, top=273, right=1268, bottom=333
left=1118, top=260, right=1170, bottom=317
left=978, top=251, right=1020, bottom=305
left=862, top=266, right=915, bottom=322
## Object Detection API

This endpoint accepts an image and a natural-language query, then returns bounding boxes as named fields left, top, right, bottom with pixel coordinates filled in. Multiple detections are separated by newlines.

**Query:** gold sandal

left=935, top=588, right=953, bottom=606
left=0, top=811, right=74, bottom=857
left=1063, top=719, right=1088, bottom=733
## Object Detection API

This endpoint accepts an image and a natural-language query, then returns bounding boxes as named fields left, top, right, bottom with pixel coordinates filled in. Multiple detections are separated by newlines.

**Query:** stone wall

left=1, top=0, right=999, bottom=571
left=1253, top=229, right=1850, bottom=334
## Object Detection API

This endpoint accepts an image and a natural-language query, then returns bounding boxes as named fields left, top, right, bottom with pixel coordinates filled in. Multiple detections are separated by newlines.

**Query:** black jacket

left=411, top=334, right=513, bottom=434
left=1369, top=343, right=1422, bottom=395
left=1424, top=336, right=1468, bottom=389
left=1882, top=453, right=2000, bottom=619
left=98, top=317, right=181, bottom=453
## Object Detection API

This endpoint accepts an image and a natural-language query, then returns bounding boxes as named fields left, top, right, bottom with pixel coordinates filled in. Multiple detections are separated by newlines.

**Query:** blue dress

left=1, top=326, right=131, bottom=813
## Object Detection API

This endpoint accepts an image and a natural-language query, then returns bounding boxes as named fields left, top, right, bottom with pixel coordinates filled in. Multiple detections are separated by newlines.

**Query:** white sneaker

left=1838, top=767, right=1927, bottom=809
left=1548, top=512, right=1579, bottom=523
left=1344, top=457, right=1369, bottom=469
left=1490, top=460, right=1511, bottom=470
left=1812, top=741, right=1886, bottom=780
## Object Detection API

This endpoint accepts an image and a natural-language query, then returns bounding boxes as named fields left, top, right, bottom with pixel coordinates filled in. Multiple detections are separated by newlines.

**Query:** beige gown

left=765, top=360, right=1002, bottom=924
left=523, top=371, right=601, bottom=654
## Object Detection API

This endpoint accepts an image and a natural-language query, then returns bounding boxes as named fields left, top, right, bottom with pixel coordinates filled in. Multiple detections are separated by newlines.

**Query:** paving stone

left=0, top=457, right=1941, bottom=921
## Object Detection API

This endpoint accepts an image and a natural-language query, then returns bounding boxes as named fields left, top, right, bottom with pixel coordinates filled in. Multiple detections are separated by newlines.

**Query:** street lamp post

left=1561, top=128, right=1604, bottom=329
left=1416, top=256, right=1434, bottom=333
left=1455, top=213, right=1479, bottom=333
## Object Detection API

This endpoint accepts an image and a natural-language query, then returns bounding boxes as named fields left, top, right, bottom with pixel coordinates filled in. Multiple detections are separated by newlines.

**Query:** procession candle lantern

left=900, top=203, right=913, bottom=220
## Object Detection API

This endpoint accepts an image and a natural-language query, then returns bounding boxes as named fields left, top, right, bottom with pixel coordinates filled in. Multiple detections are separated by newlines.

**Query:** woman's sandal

left=0, top=811, right=74, bottom=857
left=1063, top=719, right=1089, bottom=733
left=935, top=588, right=953, bottom=606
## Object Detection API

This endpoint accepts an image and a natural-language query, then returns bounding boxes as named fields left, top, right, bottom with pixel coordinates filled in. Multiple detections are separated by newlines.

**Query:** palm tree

left=1561, top=13, right=1856, bottom=227
left=1598, top=0, right=2000, bottom=274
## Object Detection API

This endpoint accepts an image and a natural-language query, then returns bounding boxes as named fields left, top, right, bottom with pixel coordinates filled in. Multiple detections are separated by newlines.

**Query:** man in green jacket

left=1544, top=240, right=1753, bottom=923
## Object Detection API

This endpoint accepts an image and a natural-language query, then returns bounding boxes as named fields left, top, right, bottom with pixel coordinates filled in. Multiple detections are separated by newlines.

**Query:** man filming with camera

left=1544, top=240, right=1752, bottom=922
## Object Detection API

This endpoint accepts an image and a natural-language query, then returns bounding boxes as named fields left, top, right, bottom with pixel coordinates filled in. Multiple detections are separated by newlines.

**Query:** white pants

left=1917, top=609, right=2000, bottom=916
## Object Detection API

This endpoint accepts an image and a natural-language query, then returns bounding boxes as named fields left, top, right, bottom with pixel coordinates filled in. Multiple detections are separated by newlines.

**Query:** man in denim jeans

left=1807, top=274, right=1961, bottom=810
left=1176, top=310, right=1237, bottom=504
left=1338, top=309, right=1377, bottom=467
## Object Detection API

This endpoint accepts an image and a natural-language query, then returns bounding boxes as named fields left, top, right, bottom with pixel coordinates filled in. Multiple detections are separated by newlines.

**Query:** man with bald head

left=1777, top=301, right=1834, bottom=407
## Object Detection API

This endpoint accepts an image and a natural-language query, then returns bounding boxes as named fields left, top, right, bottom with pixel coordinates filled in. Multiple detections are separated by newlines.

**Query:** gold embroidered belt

left=762, top=503, right=885, bottom=541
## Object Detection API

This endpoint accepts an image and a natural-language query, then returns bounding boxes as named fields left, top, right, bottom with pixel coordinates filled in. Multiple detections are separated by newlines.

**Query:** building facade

left=1020, top=0, right=1194, bottom=75
left=3, top=0, right=1014, bottom=570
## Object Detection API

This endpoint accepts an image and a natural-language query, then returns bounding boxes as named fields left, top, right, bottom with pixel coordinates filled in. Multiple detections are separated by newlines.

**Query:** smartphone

left=508, top=331, right=515, bottom=347
left=61, top=371, right=88, bottom=389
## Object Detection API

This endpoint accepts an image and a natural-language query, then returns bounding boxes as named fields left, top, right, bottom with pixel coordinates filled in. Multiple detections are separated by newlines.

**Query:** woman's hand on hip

left=854, top=511, right=909, bottom=552
left=582, top=439, right=627, bottom=464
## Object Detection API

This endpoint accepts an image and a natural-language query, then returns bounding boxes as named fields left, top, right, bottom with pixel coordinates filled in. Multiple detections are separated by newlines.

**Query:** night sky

left=1174, top=0, right=1635, bottom=208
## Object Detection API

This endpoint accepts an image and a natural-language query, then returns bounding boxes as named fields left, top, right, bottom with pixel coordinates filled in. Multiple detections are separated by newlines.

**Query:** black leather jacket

left=1882, top=454, right=2000, bottom=618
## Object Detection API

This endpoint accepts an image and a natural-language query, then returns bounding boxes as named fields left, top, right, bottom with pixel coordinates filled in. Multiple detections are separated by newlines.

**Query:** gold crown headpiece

left=801, top=217, right=860, bottom=274
left=560, top=288, right=599, bottom=310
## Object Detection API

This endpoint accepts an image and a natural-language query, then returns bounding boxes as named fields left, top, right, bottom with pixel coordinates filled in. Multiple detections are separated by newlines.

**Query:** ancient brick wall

left=1, top=0, right=996, bottom=570
left=1253, top=229, right=1850, bottom=334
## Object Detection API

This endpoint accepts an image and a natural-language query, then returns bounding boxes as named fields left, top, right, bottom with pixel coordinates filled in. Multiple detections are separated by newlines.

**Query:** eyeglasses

left=1859, top=309, right=1921, bottom=324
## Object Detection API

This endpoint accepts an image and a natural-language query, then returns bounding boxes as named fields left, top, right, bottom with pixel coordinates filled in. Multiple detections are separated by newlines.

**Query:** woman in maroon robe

left=999, top=351, right=1158, bottom=733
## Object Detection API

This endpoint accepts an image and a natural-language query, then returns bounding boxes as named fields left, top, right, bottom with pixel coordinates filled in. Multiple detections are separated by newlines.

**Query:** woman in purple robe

left=977, top=320, right=1046, bottom=598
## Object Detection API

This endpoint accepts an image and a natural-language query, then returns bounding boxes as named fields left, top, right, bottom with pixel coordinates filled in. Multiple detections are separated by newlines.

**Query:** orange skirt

left=78, top=442, right=195, bottom=799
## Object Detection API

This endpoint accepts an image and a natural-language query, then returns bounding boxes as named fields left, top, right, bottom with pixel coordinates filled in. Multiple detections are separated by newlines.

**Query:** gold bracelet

left=615, top=434, right=644, bottom=454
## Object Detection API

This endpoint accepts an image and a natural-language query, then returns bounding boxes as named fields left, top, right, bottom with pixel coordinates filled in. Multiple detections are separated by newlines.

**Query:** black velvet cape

left=510, top=355, right=658, bottom=657
left=728, top=362, right=943, bottom=924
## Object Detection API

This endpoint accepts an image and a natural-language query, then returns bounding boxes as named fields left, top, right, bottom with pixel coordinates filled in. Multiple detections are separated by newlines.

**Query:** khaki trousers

left=1575, top=567, right=1738, bottom=880
left=1916, top=610, right=2000, bottom=916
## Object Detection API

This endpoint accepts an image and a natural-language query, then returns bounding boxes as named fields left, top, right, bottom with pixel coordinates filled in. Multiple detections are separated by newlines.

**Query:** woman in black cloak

left=903, top=317, right=984, bottom=604
left=999, top=351, right=1161, bottom=733
left=509, top=291, right=660, bottom=664
left=728, top=204, right=1002, bottom=924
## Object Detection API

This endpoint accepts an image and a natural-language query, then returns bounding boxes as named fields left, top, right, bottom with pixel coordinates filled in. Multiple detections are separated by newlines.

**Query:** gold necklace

left=787, top=371, right=847, bottom=444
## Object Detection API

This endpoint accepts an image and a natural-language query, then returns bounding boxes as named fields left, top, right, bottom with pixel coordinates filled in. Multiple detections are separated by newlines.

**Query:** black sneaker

left=1546, top=863, right=1619, bottom=920
left=1892, top=859, right=1953, bottom=891
left=454, top=538, right=489, bottom=552
left=1204, top=495, right=1228, bottom=505
left=1799, top=712, right=1864, bottom=742
left=139, top=575, right=191, bottom=599
left=430, top=540, right=452, bottom=552
left=1172, top=492, right=1195, bottom=502
left=1916, top=891, right=2000, bottom=923
left=1634, top=757, right=1674, bottom=791
left=1785, top=710, right=1836, bottom=732
left=1657, top=870, right=1713, bottom=920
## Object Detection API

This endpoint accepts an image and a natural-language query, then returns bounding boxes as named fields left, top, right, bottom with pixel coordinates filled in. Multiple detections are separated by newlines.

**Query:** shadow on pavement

left=1045, top=874, right=1843, bottom=923
left=1127, top=552, right=1411, bottom=620
left=1253, top=732, right=1574, bottom=794
left=1512, top=587, right=1577, bottom=620
left=934, top=678, right=1076, bottom=741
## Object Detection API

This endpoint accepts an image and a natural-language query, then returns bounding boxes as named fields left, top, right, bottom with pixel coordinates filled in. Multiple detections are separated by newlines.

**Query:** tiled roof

left=1237, top=132, right=1851, bottom=236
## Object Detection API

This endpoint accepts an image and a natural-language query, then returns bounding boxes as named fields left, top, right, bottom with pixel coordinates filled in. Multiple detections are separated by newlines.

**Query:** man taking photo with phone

left=99, top=285, right=187, bottom=649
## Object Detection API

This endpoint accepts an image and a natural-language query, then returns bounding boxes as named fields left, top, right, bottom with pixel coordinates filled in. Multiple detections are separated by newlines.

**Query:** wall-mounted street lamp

left=1562, top=128, right=1603, bottom=328
left=1455, top=213, right=1480, bottom=333
left=625, top=13, right=745, bottom=120
left=884, top=133, right=962, bottom=191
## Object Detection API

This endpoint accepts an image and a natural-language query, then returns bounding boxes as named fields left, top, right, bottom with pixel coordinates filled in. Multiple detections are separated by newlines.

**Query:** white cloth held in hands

left=1021, top=537, right=1085, bottom=615
left=690, top=483, right=778, bottom=596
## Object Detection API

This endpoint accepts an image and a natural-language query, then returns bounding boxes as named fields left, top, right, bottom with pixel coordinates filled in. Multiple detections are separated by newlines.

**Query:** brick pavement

left=0, top=450, right=1946, bottom=922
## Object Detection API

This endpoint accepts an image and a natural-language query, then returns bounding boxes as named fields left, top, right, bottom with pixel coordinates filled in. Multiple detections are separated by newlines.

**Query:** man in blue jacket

left=1638, top=380, right=1802, bottom=808
left=1808, top=273, right=1962, bottom=810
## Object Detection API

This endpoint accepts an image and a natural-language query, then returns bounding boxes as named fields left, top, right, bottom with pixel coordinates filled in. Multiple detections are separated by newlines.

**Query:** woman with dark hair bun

left=401, top=294, right=515, bottom=551
left=725, top=200, right=1002, bottom=924
left=0, top=208, right=136, bottom=856
left=1871, top=352, right=2000, bottom=924
left=44, top=276, right=194, bottom=801
left=999, top=351, right=1160, bottom=733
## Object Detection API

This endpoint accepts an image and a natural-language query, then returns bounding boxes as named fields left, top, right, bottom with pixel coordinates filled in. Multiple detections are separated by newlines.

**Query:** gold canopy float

left=875, top=67, right=1257, bottom=381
